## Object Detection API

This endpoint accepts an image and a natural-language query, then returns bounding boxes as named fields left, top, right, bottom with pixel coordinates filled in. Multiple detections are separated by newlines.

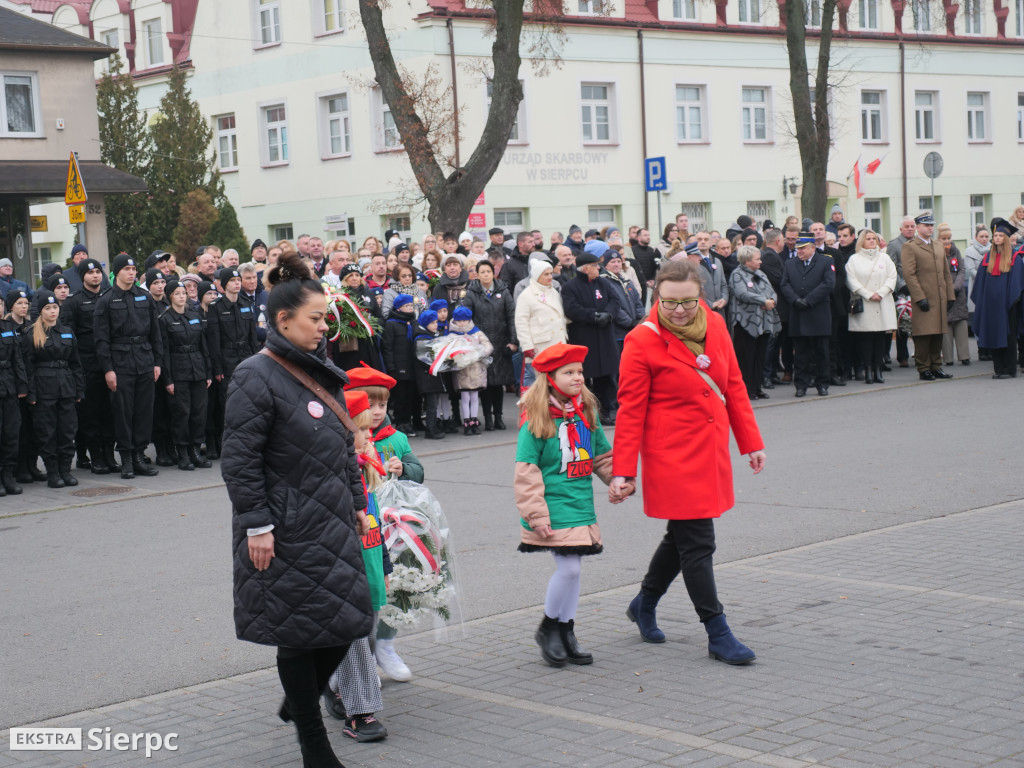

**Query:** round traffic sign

left=923, top=152, right=943, bottom=179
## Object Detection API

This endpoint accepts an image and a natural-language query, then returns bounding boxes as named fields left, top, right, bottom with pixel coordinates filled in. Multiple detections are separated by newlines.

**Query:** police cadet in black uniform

left=0, top=303, right=28, bottom=495
left=144, top=268, right=175, bottom=466
left=205, top=267, right=257, bottom=457
left=159, top=279, right=212, bottom=471
left=23, top=292, right=85, bottom=488
left=93, top=254, right=163, bottom=479
left=6, top=290, right=45, bottom=484
left=60, top=258, right=116, bottom=474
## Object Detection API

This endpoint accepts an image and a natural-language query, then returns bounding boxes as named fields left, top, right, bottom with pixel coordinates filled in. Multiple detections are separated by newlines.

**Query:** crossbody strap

left=259, top=348, right=357, bottom=433
left=641, top=321, right=726, bottom=405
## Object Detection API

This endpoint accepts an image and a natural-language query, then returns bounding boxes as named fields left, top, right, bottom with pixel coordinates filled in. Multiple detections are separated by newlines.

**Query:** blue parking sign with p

left=645, top=157, right=667, bottom=192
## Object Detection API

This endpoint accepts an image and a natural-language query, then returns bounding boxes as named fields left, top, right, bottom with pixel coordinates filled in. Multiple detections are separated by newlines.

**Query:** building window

left=860, top=90, right=886, bottom=142
left=967, top=92, right=988, bottom=141
left=486, top=79, right=527, bottom=144
left=271, top=224, right=293, bottom=242
left=859, top=0, right=879, bottom=28
left=101, top=29, right=119, bottom=49
left=577, top=0, right=606, bottom=13
left=494, top=209, right=526, bottom=235
left=315, top=0, right=344, bottom=35
left=143, top=19, right=163, bottom=67
left=673, top=0, right=697, bottom=19
left=1, top=72, right=40, bottom=136
left=963, top=0, right=982, bottom=33
left=256, top=0, right=281, bottom=47
left=384, top=215, right=411, bottom=242
left=912, top=0, right=932, bottom=29
left=372, top=90, right=401, bottom=151
left=806, top=0, right=823, bottom=27
left=588, top=206, right=618, bottom=229
left=914, top=91, right=937, bottom=141
left=33, top=246, right=52, bottom=263
left=738, top=0, right=761, bottom=23
left=1017, top=0, right=1024, bottom=36
left=215, top=114, right=238, bottom=171
left=680, top=203, right=709, bottom=233
left=261, top=103, right=288, bottom=166
left=675, top=85, right=706, bottom=142
left=1017, top=93, right=1024, bottom=141
left=741, top=87, right=770, bottom=142
left=864, top=199, right=883, bottom=232
left=969, top=194, right=986, bottom=232
left=747, top=201, right=773, bottom=222
left=318, top=93, right=351, bottom=158
left=580, top=83, right=613, bottom=143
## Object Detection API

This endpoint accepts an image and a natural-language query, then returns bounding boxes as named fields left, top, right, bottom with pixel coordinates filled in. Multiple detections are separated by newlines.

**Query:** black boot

left=492, top=405, right=506, bottom=430
left=535, top=615, right=567, bottom=667
left=558, top=620, right=593, bottom=665
left=872, top=368, right=885, bottom=384
left=76, top=444, right=91, bottom=470
left=188, top=445, right=212, bottom=469
left=44, top=459, right=64, bottom=489
left=2, top=466, right=22, bottom=495
left=58, top=459, right=78, bottom=487
left=176, top=445, right=195, bottom=471
left=484, top=412, right=494, bottom=431
left=120, top=451, right=135, bottom=479
left=463, top=418, right=472, bottom=436
left=89, top=443, right=112, bottom=475
left=471, top=417, right=482, bottom=436
left=276, top=654, right=346, bottom=768
left=444, top=417, right=458, bottom=434
left=103, top=443, right=120, bottom=472
left=29, top=458, right=46, bottom=482
left=204, top=437, right=220, bottom=460
left=155, top=441, right=176, bottom=467
left=133, top=450, right=159, bottom=477
left=424, top=411, right=445, bottom=440
left=15, top=456, right=33, bottom=484
left=0, top=480, right=5, bottom=497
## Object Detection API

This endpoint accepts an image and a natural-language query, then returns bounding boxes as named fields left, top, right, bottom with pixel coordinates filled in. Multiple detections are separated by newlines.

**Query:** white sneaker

left=375, top=642, right=412, bottom=682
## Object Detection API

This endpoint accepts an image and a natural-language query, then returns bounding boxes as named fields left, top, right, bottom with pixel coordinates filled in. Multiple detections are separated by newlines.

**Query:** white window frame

left=587, top=206, right=618, bottom=230
left=864, top=199, right=883, bottom=233
left=737, top=0, right=762, bottom=24
left=807, top=0, right=824, bottom=27
left=271, top=224, right=293, bottom=242
left=859, top=0, right=879, bottom=28
left=259, top=101, right=289, bottom=167
left=912, top=0, right=932, bottom=30
left=142, top=18, right=164, bottom=68
left=215, top=113, right=238, bottom=172
left=741, top=86, right=772, bottom=143
left=384, top=214, right=412, bottom=244
left=963, top=0, right=983, bottom=34
left=313, top=0, right=344, bottom=37
left=969, top=194, right=986, bottom=232
left=577, top=0, right=607, bottom=14
left=253, top=0, right=282, bottom=49
left=914, top=90, right=939, bottom=143
left=860, top=89, right=887, bottom=143
left=0, top=71, right=43, bottom=138
left=673, top=0, right=697, bottom=20
left=675, top=84, right=708, bottom=144
left=486, top=78, right=528, bottom=145
left=1017, top=92, right=1024, bottom=142
left=371, top=88, right=402, bottom=152
left=493, top=209, right=526, bottom=236
left=317, top=91, right=352, bottom=159
left=579, top=81, right=616, bottom=145
left=967, top=91, right=989, bottom=142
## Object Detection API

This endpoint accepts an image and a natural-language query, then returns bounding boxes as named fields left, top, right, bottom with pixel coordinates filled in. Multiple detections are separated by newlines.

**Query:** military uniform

left=205, top=278, right=257, bottom=456
left=159, top=302, right=212, bottom=470
left=0, top=316, right=28, bottom=495
left=902, top=215, right=955, bottom=379
left=92, top=255, right=163, bottom=477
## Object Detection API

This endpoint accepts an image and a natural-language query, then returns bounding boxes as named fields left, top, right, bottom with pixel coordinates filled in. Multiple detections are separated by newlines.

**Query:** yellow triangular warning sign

left=65, top=152, right=87, bottom=205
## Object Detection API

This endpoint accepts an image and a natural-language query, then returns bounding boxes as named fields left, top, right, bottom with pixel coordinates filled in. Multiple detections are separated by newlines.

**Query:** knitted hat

left=45, top=273, right=69, bottom=290
left=532, top=343, right=588, bottom=374
left=344, top=363, right=396, bottom=391
left=250, top=238, right=268, bottom=254
left=568, top=224, right=582, bottom=236
left=452, top=306, right=473, bottom=322
left=830, top=203, right=844, bottom=216
left=583, top=240, right=607, bottom=257
left=217, top=267, right=241, bottom=285
left=601, top=250, right=622, bottom=266
left=145, top=268, right=166, bottom=287
left=418, top=310, right=438, bottom=328
left=344, top=390, right=370, bottom=418
left=7, top=289, right=28, bottom=304
left=0, top=258, right=12, bottom=269
left=77, top=258, right=103, bottom=277
left=392, top=293, right=414, bottom=310
left=165, top=279, right=184, bottom=298
left=70, top=244, right=88, bottom=258
left=111, top=253, right=137, bottom=276
left=458, top=231, right=472, bottom=243
left=530, top=259, right=553, bottom=283
left=33, top=290, right=57, bottom=313
left=196, top=281, right=218, bottom=303
left=340, top=264, right=362, bottom=279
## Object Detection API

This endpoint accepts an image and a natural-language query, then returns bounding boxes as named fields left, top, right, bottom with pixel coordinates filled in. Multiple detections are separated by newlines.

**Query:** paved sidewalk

left=4, top=500, right=1022, bottom=767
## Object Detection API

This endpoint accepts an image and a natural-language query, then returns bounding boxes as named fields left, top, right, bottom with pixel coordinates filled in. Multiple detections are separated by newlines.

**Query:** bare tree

left=359, top=0, right=525, bottom=234
left=782, top=0, right=837, bottom=223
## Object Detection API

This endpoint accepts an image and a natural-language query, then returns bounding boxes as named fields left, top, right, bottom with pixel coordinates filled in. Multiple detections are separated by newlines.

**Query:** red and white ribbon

left=380, top=507, right=440, bottom=574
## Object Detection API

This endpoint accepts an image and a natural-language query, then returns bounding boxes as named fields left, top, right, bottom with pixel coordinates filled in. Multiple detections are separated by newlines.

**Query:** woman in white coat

left=515, top=260, right=567, bottom=388
left=846, top=229, right=897, bottom=384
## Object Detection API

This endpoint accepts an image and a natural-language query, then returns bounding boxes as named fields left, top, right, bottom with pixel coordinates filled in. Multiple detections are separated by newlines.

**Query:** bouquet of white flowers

left=375, top=479, right=463, bottom=637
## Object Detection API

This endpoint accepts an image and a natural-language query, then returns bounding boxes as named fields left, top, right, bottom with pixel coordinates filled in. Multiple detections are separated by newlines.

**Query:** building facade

left=17, top=0, right=1024, bottom=263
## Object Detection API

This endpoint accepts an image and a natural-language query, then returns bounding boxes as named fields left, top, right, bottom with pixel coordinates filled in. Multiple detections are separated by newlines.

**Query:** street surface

left=2, top=359, right=1022, bottom=766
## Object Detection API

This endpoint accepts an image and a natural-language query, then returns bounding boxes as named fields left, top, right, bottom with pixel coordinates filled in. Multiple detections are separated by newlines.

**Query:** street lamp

left=782, top=176, right=800, bottom=199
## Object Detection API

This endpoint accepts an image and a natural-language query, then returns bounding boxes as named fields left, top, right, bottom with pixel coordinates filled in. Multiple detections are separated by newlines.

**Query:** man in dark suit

left=780, top=236, right=835, bottom=397
left=759, top=228, right=786, bottom=389
left=812, top=221, right=849, bottom=386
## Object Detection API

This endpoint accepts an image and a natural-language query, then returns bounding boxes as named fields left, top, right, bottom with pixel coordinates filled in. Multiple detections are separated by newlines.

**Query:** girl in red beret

left=514, top=343, right=623, bottom=666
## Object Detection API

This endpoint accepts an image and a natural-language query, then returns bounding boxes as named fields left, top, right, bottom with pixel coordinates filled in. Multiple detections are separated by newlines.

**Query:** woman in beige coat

left=515, top=260, right=568, bottom=381
left=846, top=229, right=897, bottom=384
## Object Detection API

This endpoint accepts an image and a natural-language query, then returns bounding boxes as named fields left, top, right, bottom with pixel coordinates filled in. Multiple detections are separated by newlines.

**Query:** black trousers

left=152, top=385, right=171, bottom=446
left=169, top=379, right=209, bottom=446
left=763, top=332, right=780, bottom=381
left=991, top=301, right=1020, bottom=377
left=33, top=398, right=77, bottom=463
left=77, top=370, right=114, bottom=454
left=481, top=385, right=505, bottom=418
left=853, top=331, right=887, bottom=374
left=830, top=315, right=852, bottom=378
left=206, top=378, right=224, bottom=454
left=276, top=643, right=350, bottom=721
left=390, top=380, right=417, bottom=426
left=792, top=335, right=830, bottom=389
left=18, top=398, right=37, bottom=466
left=641, top=519, right=723, bottom=623
left=588, top=375, right=617, bottom=416
left=111, top=371, right=155, bottom=452
left=0, top=396, right=20, bottom=467
left=733, top=326, right=768, bottom=398
left=894, top=329, right=910, bottom=363
left=779, top=322, right=794, bottom=373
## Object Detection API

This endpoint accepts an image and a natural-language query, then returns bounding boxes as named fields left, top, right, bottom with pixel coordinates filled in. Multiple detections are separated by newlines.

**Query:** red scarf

left=358, top=449, right=387, bottom=477
left=373, top=423, right=396, bottom=440
left=546, top=378, right=591, bottom=431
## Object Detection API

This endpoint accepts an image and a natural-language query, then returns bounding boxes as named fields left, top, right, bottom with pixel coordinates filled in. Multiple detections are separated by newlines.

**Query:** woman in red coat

left=611, top=259, right=766, bottom=664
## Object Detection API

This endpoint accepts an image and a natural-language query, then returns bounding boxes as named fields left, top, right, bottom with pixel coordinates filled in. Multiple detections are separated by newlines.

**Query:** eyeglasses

left=660, top=298, right=699, bottom=311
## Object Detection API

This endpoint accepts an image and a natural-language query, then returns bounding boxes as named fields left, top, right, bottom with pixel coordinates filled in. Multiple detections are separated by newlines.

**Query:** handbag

left=259, top=348, right=357, bottom=433
left=850, top=297, right=865, bottom=314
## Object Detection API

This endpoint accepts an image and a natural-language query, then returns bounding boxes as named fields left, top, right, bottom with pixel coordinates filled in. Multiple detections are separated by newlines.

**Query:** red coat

left=613, top=304, right=764, bottom=520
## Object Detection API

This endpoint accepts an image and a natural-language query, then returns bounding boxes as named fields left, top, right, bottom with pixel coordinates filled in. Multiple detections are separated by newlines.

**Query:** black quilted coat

left=222, top=328, right=372, bottom=648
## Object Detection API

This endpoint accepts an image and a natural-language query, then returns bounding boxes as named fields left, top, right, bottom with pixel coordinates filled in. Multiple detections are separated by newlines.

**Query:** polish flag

left=849, top=156, right=864, bottom=199
left=865, top=151, right=889, bottom=175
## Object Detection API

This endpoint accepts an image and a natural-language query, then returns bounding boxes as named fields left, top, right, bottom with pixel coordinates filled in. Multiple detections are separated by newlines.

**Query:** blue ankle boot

left=626, top=590, right=666, bottom=644
left=705, top=614, right=755, bottom=664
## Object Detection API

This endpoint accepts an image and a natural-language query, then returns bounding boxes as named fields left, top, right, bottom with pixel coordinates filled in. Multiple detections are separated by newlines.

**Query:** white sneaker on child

left=375, top=640, right=412, bottom=682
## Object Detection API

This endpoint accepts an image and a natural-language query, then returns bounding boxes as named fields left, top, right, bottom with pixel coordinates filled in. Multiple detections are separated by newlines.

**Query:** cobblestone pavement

left=4, top=498, right=1021, bottom=768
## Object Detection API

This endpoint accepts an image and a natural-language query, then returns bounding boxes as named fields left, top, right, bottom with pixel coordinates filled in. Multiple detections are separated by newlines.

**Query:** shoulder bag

left=259, top=348, right=357, bottom=433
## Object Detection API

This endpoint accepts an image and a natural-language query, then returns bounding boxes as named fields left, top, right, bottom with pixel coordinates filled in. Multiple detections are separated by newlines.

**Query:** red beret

left=344, top=390, right=370, bottom=417
left=531, top=343, right=588, bottom=374
left=344, top=363, right=396, bottom=391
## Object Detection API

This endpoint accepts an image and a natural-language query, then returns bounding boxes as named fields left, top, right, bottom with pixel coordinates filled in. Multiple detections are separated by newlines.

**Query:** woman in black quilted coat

left=222, top=253, right=372, bottom=768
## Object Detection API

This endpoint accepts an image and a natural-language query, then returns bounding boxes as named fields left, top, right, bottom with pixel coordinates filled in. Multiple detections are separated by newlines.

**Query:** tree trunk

left=359, top=1, right=524, bottom=234
left=784, top=0, right=836, bottom=225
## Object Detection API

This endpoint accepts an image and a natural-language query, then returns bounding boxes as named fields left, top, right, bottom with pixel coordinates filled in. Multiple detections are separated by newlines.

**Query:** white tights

left=544, top=552, right=582, bottom=621
left=460, top=390, right=479, bottom=419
